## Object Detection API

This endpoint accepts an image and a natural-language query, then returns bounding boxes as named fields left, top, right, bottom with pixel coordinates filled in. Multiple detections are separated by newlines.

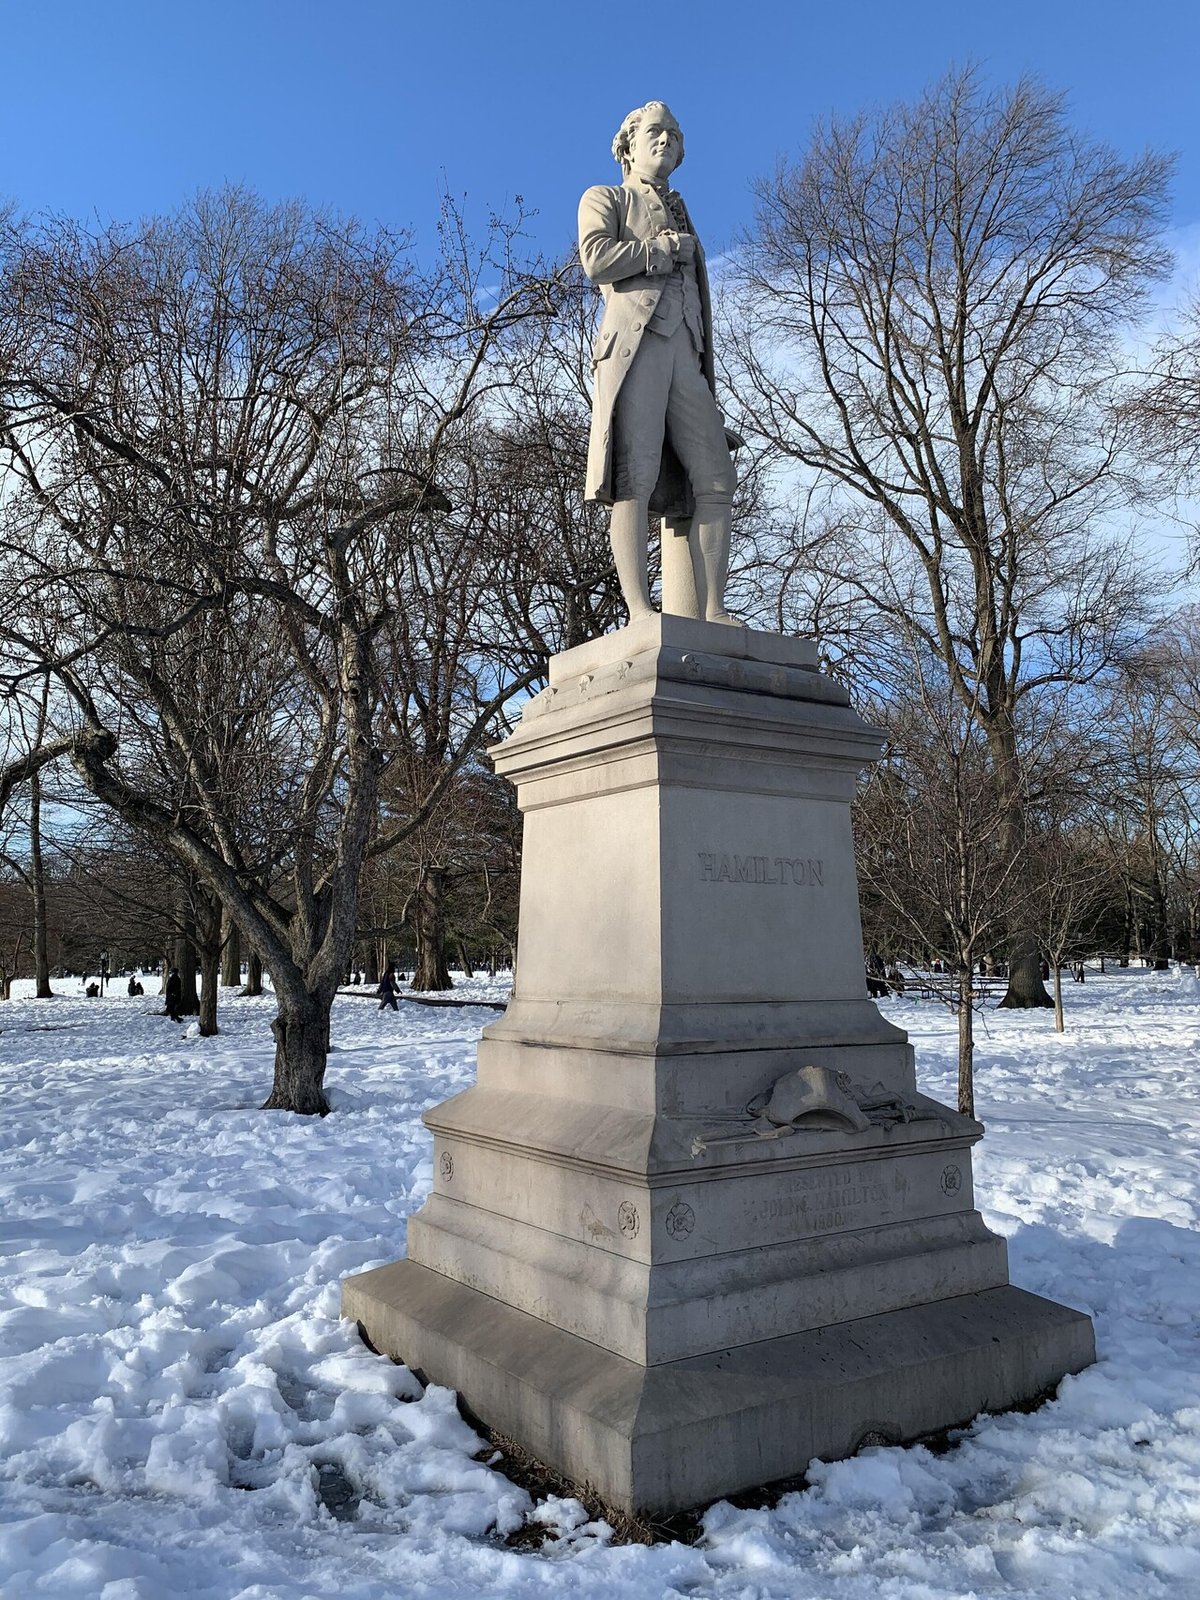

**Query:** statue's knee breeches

left=611, top=326, right=736, bottom=507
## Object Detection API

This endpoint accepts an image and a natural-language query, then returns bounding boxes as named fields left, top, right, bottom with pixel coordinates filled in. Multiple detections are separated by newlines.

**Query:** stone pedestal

left=343, top=616, right=1094, bottom=1514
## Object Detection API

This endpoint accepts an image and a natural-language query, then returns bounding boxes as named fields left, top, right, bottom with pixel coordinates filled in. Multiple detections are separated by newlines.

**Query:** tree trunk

left=364, top=943, right=380, bottom=986
left=243, top=948, right=263, bottom=997
left=175, top=928, right=200, bottom=1015
left=192, top=889, right=223, bottom=1035
left=29, top=771, right=53, bottom=998
left=221, top=915, right=241, bottom=987
left=986, top=717, right=1054, bottom=1011
left=199, top=944, right=219, bottom=1036
left=1117, top=888, right=1132, bottom=965
left=263, top=995, right=331, bottom=1115
left=412, top=867, right=452, bottom=990
left=1150, top=873, right=1171, bottom=969
left=1053, top=960, right=1065, bottom=1033
left=454, top=935, right=474, bottom=979
left=997, top=932, right=1055, bottom=1009
left=957, top=966, right=974, bottom=1118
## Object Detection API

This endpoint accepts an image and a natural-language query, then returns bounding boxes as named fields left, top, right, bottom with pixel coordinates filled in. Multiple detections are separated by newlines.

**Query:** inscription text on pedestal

left=757, top=1166, right=889, bottom=1237
left=698, top=852, right=824, bottom=886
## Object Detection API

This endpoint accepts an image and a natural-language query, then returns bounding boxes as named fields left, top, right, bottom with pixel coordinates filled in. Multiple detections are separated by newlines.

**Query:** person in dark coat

left=377, top=969, right=399, bottom=1012
left=165, top=967, right=183, bottom=1022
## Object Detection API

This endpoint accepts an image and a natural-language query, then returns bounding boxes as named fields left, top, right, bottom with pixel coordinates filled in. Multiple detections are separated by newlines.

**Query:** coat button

left=632, top=322, right=642, bottom=331
left=621, top=349, right=631, bottom=358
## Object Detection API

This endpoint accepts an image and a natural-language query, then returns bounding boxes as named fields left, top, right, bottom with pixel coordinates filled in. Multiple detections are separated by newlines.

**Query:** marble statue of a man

left=578, top=101, right=738, bottom=624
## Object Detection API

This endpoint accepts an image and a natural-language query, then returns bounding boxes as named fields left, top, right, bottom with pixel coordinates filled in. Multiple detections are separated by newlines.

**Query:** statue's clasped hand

left=658, top=229, right=696, bottom=264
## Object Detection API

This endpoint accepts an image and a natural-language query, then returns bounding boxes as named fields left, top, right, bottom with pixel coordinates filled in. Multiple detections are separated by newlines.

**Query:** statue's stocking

left=609, top=498, right=653, bottom=621
left=693, top=497, right=734, bottom=623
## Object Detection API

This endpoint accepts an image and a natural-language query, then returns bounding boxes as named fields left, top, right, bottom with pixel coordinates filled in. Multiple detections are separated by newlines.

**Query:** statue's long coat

left=577, top=177, right=717, bottom=520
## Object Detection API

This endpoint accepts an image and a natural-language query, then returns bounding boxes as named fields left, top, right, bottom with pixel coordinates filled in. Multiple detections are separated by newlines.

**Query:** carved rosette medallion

left=664, top=1201, right=695, bottom=1239
left=618, top=1201, right=639, bottom=1238
left=940, top=1163, right=962, bottom=1196
left=439, top=1151, right=454, bottom=1181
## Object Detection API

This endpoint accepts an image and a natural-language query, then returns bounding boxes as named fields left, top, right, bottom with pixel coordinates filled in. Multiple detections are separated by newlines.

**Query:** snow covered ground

left=1, top=967, right=1198, bottom=1598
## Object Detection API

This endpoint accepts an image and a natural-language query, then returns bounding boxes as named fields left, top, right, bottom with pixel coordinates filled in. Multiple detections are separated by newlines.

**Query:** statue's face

left=627, top=111, right=682, bottom=184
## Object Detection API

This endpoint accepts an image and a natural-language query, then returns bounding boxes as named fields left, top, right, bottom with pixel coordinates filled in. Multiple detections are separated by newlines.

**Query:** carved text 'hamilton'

left=698, top=852, right=824, bottom=886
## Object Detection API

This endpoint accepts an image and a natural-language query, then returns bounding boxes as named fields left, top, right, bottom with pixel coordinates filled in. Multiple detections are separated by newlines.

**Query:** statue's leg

left=611, top=339, right=671, bottom=624
left=609, top=497, right=654, bottom=622
left=693, top=497, right=735, bottom=625
left=662, top=336, right=738, bottom=624
left=660, top=516, right=702, bottom=618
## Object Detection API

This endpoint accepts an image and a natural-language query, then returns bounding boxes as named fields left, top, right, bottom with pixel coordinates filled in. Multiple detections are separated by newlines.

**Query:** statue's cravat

left=641, top=179, right=689, bottom=234
left=664, top=191, right=689, bottom=233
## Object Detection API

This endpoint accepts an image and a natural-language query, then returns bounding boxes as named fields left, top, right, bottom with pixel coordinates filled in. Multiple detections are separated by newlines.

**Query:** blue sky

left=4, top=0, right=1198, bottom=266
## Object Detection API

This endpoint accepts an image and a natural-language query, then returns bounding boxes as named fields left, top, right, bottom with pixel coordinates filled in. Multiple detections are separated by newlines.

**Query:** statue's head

left=612, top=101, right=684, bottom=182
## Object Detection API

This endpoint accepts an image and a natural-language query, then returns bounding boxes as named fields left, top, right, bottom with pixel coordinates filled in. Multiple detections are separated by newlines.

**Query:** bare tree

left=0, top=189, right=569, bottom=1112
left=1157, top=608, right=1200, bottom=956
left=1132, top=289, right=1200, bottom=510
left=364, top=265, right=631, bottom=990
left=0, top=665, right=65, bottom=995
left=854, top=648, right=1023, bottom=1117
left=1092, top=633, right=1197, bottom=969
left=727, top=66, right=1173, bottom=1007
left=1028, top=822, right=1112, bottom=1031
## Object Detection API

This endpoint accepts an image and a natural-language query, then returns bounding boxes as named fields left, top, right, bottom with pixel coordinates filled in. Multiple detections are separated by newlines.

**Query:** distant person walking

left=377, top=969, right=399, bottom=1012
left=165, top=966, right=183, bottom=1022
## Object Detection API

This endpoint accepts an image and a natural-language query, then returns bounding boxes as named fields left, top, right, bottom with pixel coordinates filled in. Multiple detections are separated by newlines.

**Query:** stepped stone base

left=341, top=616, right=1096, bottom=1514
left=342, top=1261, right=1096, bottom=1516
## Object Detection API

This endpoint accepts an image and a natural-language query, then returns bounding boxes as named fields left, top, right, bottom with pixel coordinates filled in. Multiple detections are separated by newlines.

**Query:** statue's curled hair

left=611, top=102, right=684, bottom=173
